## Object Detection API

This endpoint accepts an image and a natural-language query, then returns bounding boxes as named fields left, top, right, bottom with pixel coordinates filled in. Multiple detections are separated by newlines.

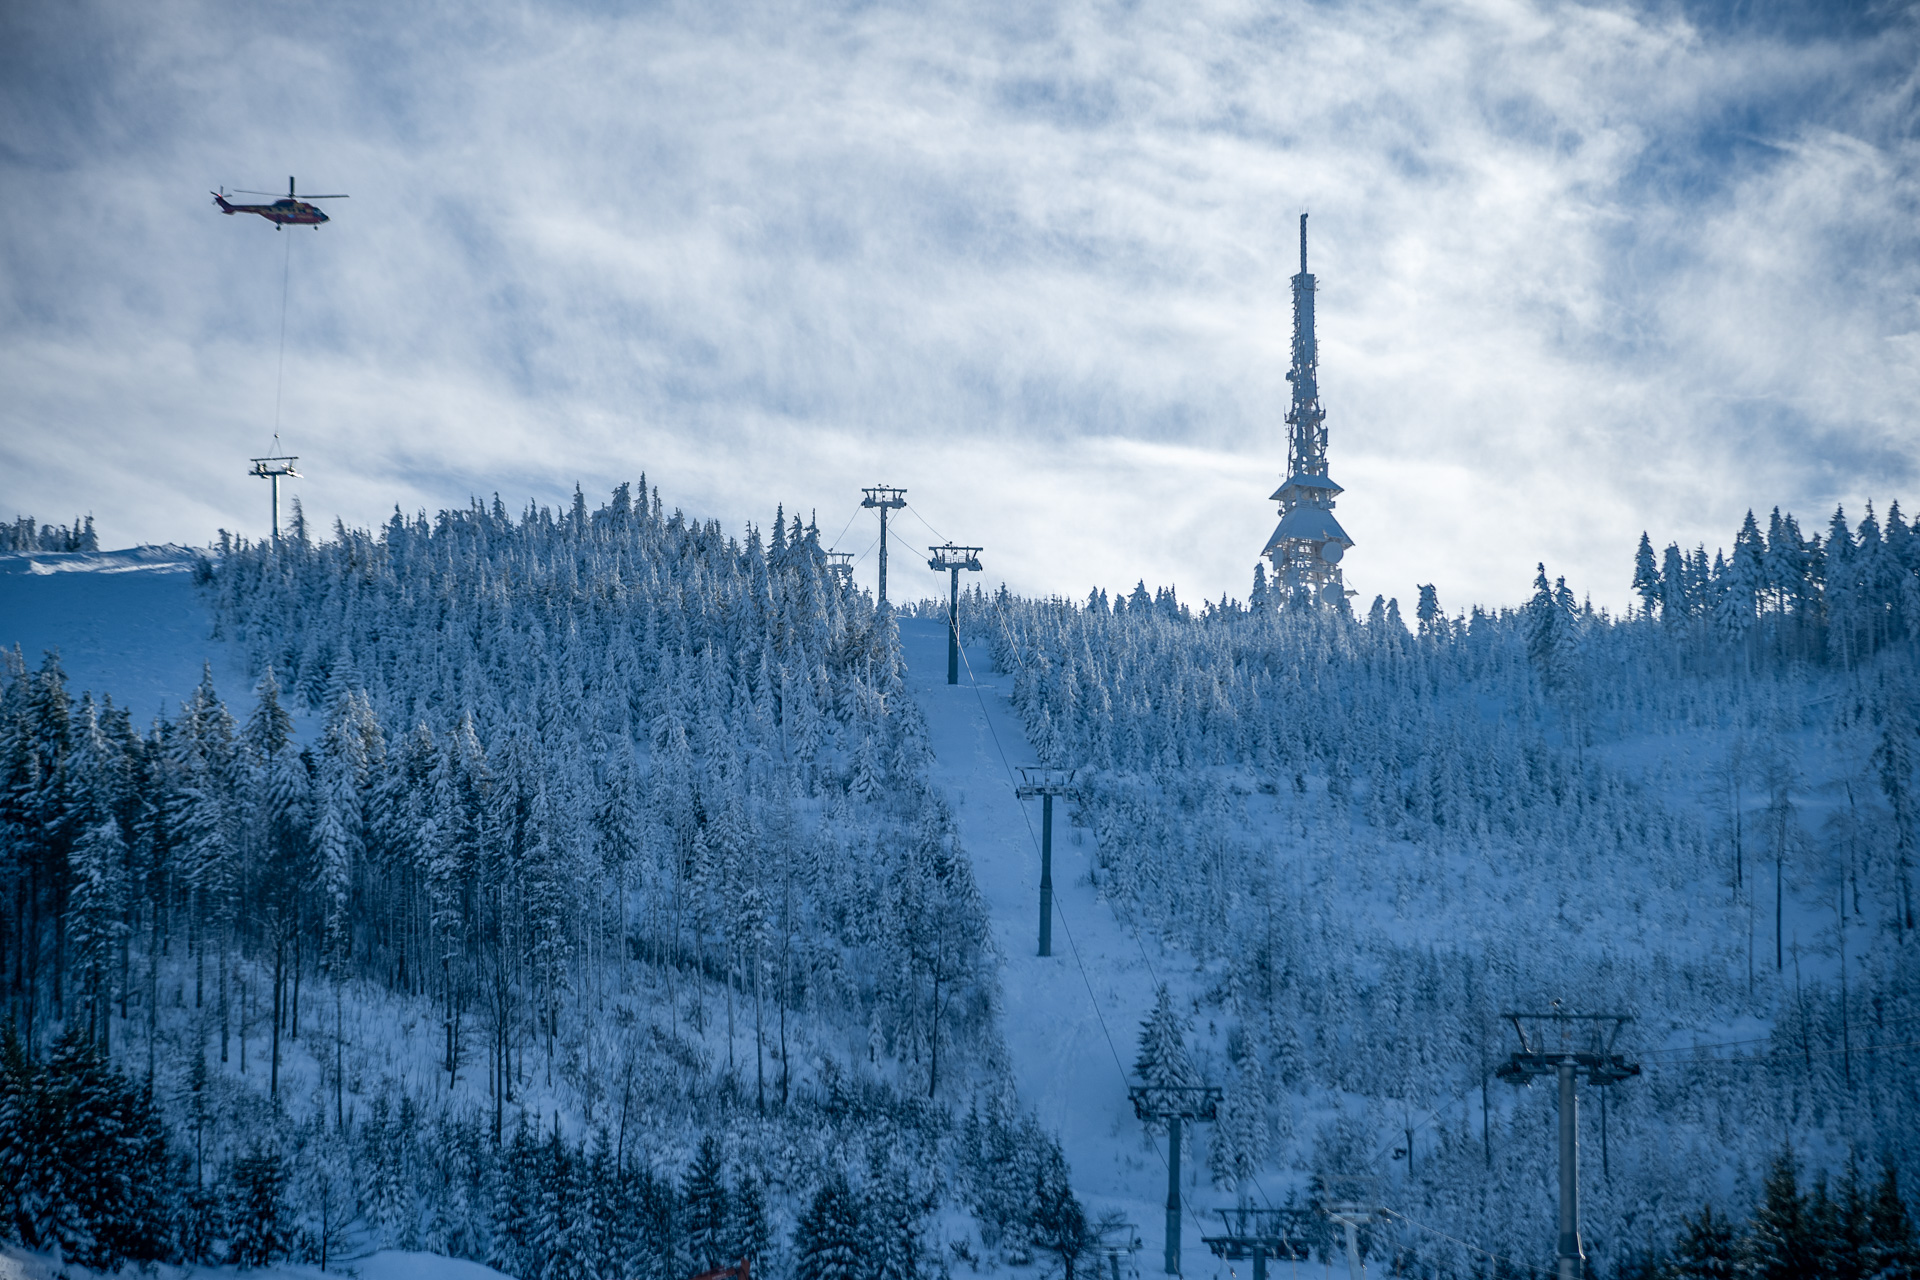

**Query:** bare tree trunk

left=148, top=907, right=160, bottom=1080
left=336, top=985, right=345, bottom=1130
left=25, top=861, right=38, bottom=1053
left=271, top=934, right=284, bottom=1097
left=220, top=942, right=230, bottom=1063
left=291, top=923, right=301, bottom=1041
left=754, top=936, right=765, bottom=1115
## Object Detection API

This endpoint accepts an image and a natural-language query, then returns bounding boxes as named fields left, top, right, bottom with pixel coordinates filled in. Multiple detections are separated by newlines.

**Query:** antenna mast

left=1261, top=212, right=1354, bottom=610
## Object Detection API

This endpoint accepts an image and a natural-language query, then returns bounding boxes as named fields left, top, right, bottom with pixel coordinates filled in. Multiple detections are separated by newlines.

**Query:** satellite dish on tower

left=1319, top=583, right=1344, bottom=605
left=1320, top=542, right=1344, bottom=564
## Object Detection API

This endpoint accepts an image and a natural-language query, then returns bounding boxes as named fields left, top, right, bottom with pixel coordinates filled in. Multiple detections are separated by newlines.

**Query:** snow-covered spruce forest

left=2, top=485, right=1919, bottom=1278
left=4, top=487, right=1074, bottom=1277
left=963, top=503, right=1920, bottom=1273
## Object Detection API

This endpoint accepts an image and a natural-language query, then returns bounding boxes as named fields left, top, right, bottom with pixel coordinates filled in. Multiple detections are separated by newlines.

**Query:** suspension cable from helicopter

left=273, top=229, right=292, bottom=435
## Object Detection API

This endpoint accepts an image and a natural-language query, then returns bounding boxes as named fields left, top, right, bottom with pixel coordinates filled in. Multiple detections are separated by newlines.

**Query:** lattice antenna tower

left=1261, top=213, right=1354, bottom=610
left=249, top=433, right=300, bottom=547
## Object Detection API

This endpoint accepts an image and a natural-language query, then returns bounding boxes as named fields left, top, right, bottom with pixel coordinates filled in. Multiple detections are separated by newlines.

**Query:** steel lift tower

left=1496, top=1010, right=1641, bottom=1280
left=861, top=486, right=908, bottom=609
left=1129, top=1083, right=1221, bottom=1274
left=249, top=446, right=300, bottom=546
left=926, top=543, right=983, bottom=684
left=1013, top=767, right=1074, bottom=955
left=1262, top=214, right=1354, bottom=610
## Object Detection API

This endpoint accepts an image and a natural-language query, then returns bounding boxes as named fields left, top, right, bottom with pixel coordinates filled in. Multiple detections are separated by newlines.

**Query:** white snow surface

left=0, top=1244, right=513, bottom=1280
left=0, top=545, right=251, bottom=724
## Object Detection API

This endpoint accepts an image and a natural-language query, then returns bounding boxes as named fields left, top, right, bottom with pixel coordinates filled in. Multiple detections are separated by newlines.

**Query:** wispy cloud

left=2, top=0, right=1914, bottom=611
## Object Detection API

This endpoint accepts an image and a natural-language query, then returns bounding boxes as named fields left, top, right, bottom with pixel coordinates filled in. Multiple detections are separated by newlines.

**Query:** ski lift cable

left=1359, top=1078, right=1513, bottom=1179
left=967, top=601, right=1292, bottom=1230
left=1640, top=1036, right=1920, bottom=1068
left=951, top=633, right=1225, bottom=1252
left=846, top=532, right=882, bottom=570
left=904, top=500, right=948, bottom=545
left=826, top=508, right=860, bottom=556
left=952, top=638, right=1129, bottom=1086
left=972, top=602, right=1174, bottom=994
left=1634, top=1009, right=1920, bottom=1058
left=1065, top=779, right=1165, bottom=989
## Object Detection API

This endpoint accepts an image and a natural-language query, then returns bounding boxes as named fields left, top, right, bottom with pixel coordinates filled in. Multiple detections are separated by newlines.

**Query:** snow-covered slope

left=0, top=1244, right=514, bottom=1280
left=0, top=545, right=247, bottom=721
left=901, top=617, right=1219, bottom=1275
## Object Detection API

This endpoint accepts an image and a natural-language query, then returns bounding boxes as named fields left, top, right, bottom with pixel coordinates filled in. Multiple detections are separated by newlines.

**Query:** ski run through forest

left=1, top=483, right=1918, bottom=1279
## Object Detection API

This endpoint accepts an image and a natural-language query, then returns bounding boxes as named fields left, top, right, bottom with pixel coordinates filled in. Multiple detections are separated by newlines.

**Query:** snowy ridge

left=0, top=543, right=201, bottom=576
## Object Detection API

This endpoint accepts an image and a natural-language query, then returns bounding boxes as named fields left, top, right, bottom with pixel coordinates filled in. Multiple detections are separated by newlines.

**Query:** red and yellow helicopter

left=212, top=176, right=348, bottom=228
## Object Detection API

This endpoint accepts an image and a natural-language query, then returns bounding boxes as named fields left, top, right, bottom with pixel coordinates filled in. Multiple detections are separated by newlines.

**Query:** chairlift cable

left=826, top=509, right=860, bottom=557
left=846, top=532, right=882, bottom=570
left=969, top=598, right=1292, bottom=1223
left=905, top=500, right=948, bottom=545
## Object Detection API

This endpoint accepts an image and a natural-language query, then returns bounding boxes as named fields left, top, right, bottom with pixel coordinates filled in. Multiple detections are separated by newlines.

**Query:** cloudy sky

left=2, top=0, right=1915, bottom=612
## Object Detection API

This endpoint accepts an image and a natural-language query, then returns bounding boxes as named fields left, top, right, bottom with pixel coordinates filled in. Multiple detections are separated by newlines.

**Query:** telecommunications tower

left=1261, top=213, right=1354, bottom=610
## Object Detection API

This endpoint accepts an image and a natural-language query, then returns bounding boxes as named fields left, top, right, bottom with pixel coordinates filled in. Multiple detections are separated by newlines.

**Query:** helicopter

left=212, top=176, right=348, bottom=228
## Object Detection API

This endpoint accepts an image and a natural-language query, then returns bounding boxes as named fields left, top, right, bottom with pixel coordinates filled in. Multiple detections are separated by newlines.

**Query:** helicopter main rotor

left=231, top=177, right=349, bottom=201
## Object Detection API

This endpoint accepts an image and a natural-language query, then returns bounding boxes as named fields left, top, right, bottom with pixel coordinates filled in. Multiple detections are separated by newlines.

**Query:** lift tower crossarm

left=860, top=486, right=908, bottom=609
left=1014, top=767, right=1075, bottom=956
left=926, top=542, right=983, bottom=685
